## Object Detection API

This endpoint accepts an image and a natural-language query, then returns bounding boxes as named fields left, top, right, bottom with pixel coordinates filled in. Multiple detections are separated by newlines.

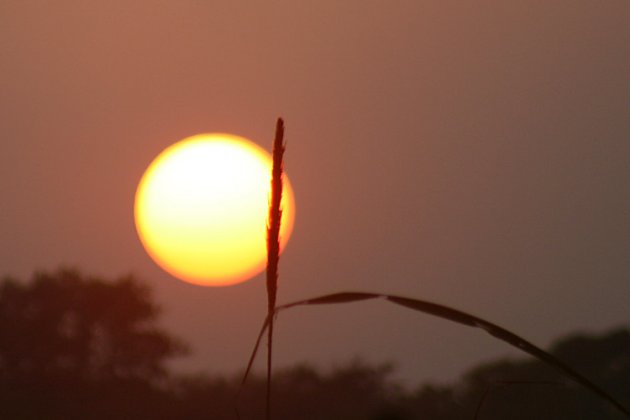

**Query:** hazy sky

left=1, top=1, right=629, bottom=386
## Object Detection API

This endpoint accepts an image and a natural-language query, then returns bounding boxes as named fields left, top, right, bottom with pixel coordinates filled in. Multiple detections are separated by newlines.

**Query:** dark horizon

left=1, top=269, right=629, bottom=419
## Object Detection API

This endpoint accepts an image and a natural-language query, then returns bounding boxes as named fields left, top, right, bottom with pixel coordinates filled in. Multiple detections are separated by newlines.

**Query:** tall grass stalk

left=265, top=118, right=285, bottom=420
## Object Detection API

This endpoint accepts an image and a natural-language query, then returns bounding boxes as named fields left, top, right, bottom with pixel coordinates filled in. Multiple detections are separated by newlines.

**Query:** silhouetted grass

left=243, top=118, right=630, bottom=420
left=265, top=118, right=284, bottom=420
left=243, top=292, right=630, bottom=419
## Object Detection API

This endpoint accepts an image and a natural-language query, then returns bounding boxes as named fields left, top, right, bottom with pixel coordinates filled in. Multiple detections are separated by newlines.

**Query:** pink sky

left=1, top=1, right=629, bottom=386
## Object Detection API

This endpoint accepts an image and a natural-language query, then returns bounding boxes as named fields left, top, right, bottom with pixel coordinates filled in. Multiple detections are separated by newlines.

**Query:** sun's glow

left=134, top=133, right=295, bottom=287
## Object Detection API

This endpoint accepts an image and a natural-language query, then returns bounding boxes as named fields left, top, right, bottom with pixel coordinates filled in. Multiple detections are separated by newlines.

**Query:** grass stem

left=265, top=118, right=285, bottom=420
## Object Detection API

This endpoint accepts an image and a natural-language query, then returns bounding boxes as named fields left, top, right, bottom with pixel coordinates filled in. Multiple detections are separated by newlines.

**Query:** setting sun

left=134, top=133, right=295, bottom=287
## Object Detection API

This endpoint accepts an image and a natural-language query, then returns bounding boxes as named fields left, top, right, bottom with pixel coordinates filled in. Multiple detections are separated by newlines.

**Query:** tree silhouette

left=1, top=269, right=629, bottom=419
left=0, top=268, right=187, bottom=419
left=453, top=328, right=630, bottom=420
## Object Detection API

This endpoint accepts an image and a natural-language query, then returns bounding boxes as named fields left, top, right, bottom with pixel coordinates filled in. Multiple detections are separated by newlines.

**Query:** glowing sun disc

left=134, top=133, right=295, bottom=287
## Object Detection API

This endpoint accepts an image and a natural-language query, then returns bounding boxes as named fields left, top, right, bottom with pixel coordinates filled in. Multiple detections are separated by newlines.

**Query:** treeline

left=0, top=269, right=628, bottom=419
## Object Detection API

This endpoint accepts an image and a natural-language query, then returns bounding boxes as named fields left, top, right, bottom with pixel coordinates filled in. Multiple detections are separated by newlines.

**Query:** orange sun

left=134, top=133, right=295, bottom=287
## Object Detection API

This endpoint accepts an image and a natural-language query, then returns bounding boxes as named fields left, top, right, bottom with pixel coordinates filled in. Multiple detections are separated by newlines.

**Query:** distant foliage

left=1, top=269, right=629, bottom=419
left=416, top=328, right=630, bottom=420
left=0, top=268, right=187, bottom=419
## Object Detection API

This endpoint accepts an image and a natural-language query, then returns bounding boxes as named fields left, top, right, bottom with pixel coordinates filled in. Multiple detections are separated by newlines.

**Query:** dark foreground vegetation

left=0, top=269, right=628, bottom=419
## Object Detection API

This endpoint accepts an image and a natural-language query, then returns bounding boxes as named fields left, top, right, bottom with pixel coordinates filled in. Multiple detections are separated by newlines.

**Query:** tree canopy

left=0, top=269, right=187, bottom=419
left=0, top=268, right=186, bottom=382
